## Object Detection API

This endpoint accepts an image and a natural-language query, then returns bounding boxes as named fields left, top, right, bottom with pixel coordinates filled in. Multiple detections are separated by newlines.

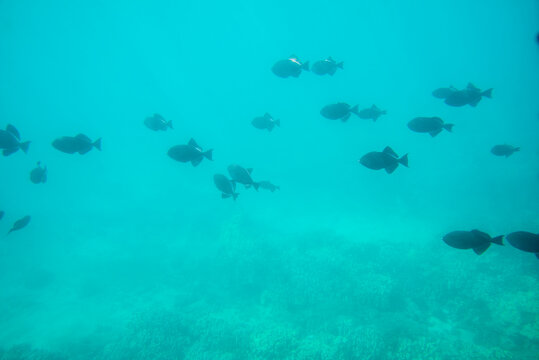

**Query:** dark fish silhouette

left=506, top=231, right=539, bottom=259
left=311, top=57, right=343, bottom=76
left=359, top=146, right=408, bottom=174
left=271, top=55, right=309, bottom=78
left=443, top=230, right=504, bottom=255
left=214, top=174, right=239, bottom=200
left=0, top=124, right=30, bottom=156
left=52, top=134, right=101, bottom=154
left=358, top=105, right=386, bottom=121
left=259, top=181, right=280, bottom=192
left=7, top=215, right=31, bottom=235
left=491, top=144, right=519, bottom=157
left=144, top=114, right=173, bottom=131
left=228, top=164, right=259, bottom=190
left=408, top=117, right=454, bottom=137
left=0, top=211, right=4, bottom=220
left=30, top=161, right=47, bottom=184
left=432, top=86, right=457, bottom=99
left=252, top=113, right=280, bottom=131
left=320, top=103, right=359, bottom=121
left=168, top=138, right=213, bottom=166
left=444, top=83, right=492, bottom=107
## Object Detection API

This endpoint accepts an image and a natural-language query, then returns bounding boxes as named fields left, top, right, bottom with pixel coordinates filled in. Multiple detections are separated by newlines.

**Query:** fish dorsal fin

left=467, top=83, right=478, bottom=91
left=382, top=146, right=398, bottom=158
left=75, top=133, right=91, bottom=142
left=247, top=168, right=253, bottom=174
left=154, top=113, right=164, bottom=120
left=188, top=138, right=199, bottom=148
left=471, top=229, right=489, bottom=241
left=264, top=113, right=272, bottom=119
left=371, top=104, right=378, bottom=110
left=289, top=54, right=298, bottom=59
left=6, top=124, right=20, bottom=140
left=327, top=56, right=334, bottom=62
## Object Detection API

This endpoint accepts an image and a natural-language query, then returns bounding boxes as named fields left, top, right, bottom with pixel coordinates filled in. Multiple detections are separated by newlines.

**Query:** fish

left=52, top=134, right=101, bottom=154
left=271, top=55, right=309, bottom=78
left=359, top=146, right=408, bottom=174
left=259, top=181, right=280, bottom=192
left=0, top=211, right=4, bottom=220
left=432, top=86, right=457, bottom=99
left=7, top=215, right=31, bottom=235
left=444, top=83, right=492, bottom=107
left=491, top=144, right=520, bottom=157
left=311, top=57, right=343, bottom=76
left=252, top=113, right=280, bottom=131
left=320, top=103, right=359, bottom=121
left=144, top=114, right=173, bottom=131
left=358, top=105, right=387, bottom=121
left=214, top=174, right=239, bottom=200
left=227, top=164, right=259, bottom=190
left=506, top=231, right=539, bottom=259
left=0, top=124, right=30, bottom=156
left=443, top=230, right=504, bottom=255
left=407, top=117, right=454, bottom=137
left=168, top=138, right=213, bottom=166
left=30, top=161, right=47, bottom=184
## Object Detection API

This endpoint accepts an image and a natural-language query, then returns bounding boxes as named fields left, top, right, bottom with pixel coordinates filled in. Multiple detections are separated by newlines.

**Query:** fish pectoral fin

left=473, top=242, right=491, bottom=255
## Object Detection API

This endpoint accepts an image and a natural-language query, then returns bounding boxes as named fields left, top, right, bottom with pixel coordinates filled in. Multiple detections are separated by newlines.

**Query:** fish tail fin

left=19, top=141, right=30, bottom=154
left=443, top=123, right=454, bottom=132
left=203, top=149, right=213, bottom=161
left=93, top=138, right=102, bottom=151
left=350, top=105, right=359, bottom=116
left=276, top=186, right=280, bottom=191
left=302, top=61, right=310, bottom=71
left=473, top=242, right=491, bottom=255
left=399, top=153, right=409, bottom=167
left=490, top=235, right=504, bottom=246
left=167, top=120, right=173, bottom=129
left=482, top=88, right=493, bottom=98
left=337, top=62, right=344, bottom=69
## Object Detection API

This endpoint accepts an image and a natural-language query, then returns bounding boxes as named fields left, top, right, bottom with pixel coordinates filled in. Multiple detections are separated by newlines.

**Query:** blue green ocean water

left=1, top=0, right=538, bottom=358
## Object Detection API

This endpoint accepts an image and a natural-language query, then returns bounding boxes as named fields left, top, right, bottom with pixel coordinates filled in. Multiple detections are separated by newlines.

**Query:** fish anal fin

left=473, top=242, right=491, bottom=255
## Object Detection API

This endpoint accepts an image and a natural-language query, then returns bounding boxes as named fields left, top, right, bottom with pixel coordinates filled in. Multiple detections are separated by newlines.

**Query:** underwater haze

left=1, top=0, right=539, bottom=358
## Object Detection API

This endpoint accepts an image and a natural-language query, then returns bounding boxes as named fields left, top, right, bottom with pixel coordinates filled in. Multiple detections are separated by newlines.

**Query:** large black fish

left=30, top=162, right=47, bottom=184
left=443, top=230, right=504, bottom=255
left=444, top=83, right=492, bottom=107
left=144, top=114, right=173, bottom=131
left=7, top=215, right=31, bottom=235
left=214, top=174, right=239, bottom=200
left=0, top=124, right=30, bottom=156
left=168, top=138, right=213, bottom=166
left=506, top=231, right=539, bottom=259
left=52, top=134, right=101, bottom=155
left=491, top=144, right=519, bottom=157
left=408, top=117, right=454, bottom=137
left=358, top=105, right=386, bottom=121
left=252, top=113, right=280, bottom=131
left=432, top=86, right=457, bottom=99
left=227, top=164, right=259, bottom=190
left=359, top=146, right=408, bottom=174
left=311, top=57, right=343, bottom=76
left=320, top=103, right=359, bottom=121
left=271, top=55, right=309, bottom=78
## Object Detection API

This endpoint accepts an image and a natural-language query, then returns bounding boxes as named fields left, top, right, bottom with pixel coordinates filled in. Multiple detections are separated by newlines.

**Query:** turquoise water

left=1, top=0, right=538, bottom=358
